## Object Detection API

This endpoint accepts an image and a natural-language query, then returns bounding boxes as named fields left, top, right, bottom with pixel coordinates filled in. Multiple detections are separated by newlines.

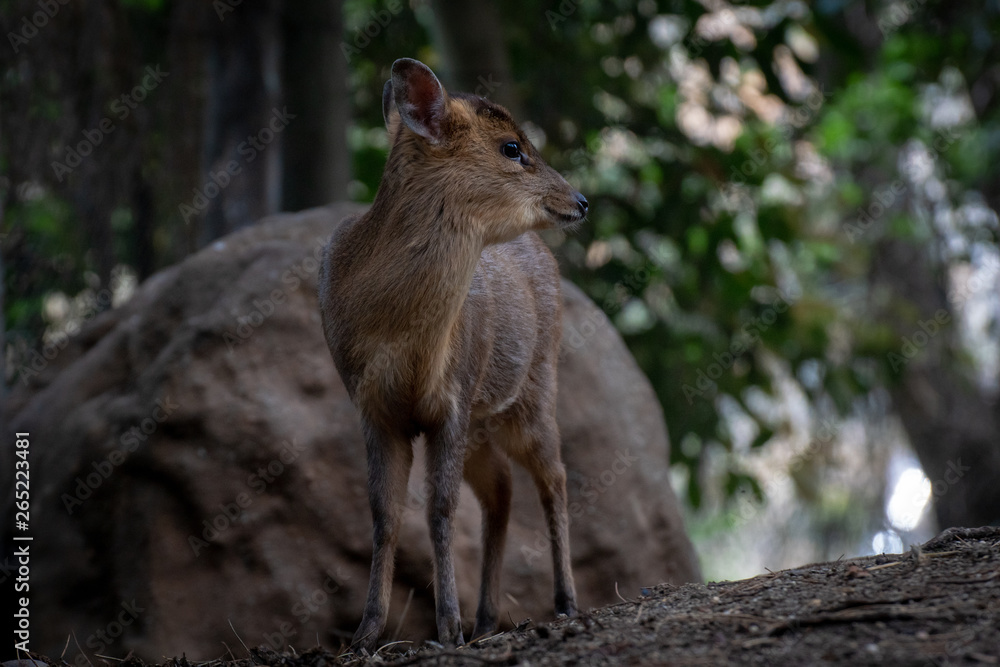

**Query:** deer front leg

left=352, top=424, right=413, bottom=652
left=425, top=417, right=471, bottom=645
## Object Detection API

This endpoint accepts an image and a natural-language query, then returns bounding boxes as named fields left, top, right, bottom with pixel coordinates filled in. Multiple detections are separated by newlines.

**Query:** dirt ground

left=22, top=526, right=1000, bottom=666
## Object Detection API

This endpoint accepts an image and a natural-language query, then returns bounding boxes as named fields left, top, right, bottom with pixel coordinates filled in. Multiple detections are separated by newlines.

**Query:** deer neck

left=368, top=178, right=482, bottom=331
left=347, top=176, right=484, bottom=418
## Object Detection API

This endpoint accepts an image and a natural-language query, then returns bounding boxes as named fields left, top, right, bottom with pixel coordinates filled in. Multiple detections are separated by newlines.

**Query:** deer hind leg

left=462, top=429, right=513, bottom=639
left=509, top=415, right=578, bottom=617
left=425, top=416, right=471, bottom=646
left=352, top=423, right=414, bottom=652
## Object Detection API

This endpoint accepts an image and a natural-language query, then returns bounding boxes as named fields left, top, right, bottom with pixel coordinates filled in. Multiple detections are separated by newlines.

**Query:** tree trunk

left=281, top=0, right=350, bottom=211
left=132, top=171, right=155, bottom=280
left=201, top=0, right=283, bottom=245
left=429, top=0, right=522, bottom=118
left=871, top=239, right=1000, bottom=529
left=164, top=0, right=212, bottom=259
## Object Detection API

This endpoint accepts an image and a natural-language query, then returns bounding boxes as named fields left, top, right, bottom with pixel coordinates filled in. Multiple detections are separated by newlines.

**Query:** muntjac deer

left=319, top=58, right=587, bottom=651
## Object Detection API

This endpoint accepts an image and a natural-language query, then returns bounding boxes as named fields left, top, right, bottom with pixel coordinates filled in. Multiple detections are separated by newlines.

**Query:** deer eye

left=501, top=141, right=521, bottom=160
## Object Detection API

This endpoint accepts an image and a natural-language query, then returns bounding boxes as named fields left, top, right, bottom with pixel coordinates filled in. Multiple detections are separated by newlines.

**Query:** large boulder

left=4, top=203, right=700, bottom=661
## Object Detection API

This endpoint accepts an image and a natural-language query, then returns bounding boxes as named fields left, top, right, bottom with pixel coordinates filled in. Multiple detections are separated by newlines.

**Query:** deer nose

left=574, top=192, right=589, bottom=216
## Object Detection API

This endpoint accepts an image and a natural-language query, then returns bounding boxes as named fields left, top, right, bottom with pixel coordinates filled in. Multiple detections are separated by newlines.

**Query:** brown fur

left=318, top=58, right=587, bottom=651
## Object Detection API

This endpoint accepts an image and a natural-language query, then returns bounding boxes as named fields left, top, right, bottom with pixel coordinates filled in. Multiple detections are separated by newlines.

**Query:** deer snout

left=542, top=188, right=588, bottom=230
left=538, top=168, right=588, bottom=230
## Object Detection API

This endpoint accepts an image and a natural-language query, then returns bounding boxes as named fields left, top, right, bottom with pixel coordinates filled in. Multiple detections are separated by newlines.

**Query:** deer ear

left=382, top=79, right=400, bottom=134
left=391, top=58, right=446, bottom=144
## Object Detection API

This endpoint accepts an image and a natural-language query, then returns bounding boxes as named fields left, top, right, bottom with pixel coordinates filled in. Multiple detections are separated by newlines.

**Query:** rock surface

left=4, top=203, right=700, bottom=661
